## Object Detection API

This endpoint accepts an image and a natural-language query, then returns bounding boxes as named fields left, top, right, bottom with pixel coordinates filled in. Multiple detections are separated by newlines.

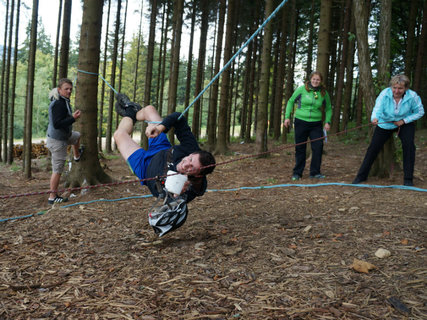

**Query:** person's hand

left=324, top=123, right=331, bottom=132
left=284, top=119, right=291, bottom=128
left=393, top=119, right=405, bottom=127
left=146, top=124, right=165, bottom=138
left=73, top=110, right=81, bottom=120
left=371, top=118, right=378, bottom=126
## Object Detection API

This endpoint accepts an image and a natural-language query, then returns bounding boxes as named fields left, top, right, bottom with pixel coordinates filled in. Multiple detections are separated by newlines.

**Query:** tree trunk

left=245, top=33, right=259, bottom=143
left=97, top=0, right=111, bottom=152
left=305, top=0, right=315, bottom=79
left=158, top=2, right=171, bottom=116
left=140, top=0, right=157, bottom=150
left=52, top=0, right=63, bottom=89
left=371, top=0, right=394, bottom=178
left=192, top=0, right=209, bottom=140
left=331, top=0, right=351, bottom=133
left=282, top=0, right=296, bottom=144
left=413, top=0, right=427, bottom=93
left=377, top=0, right=391, bottom=89
left=133, top=0, right=143, bottom=102
left=67, top=0, right=111, bottom=188
left=0, top=0, right=9, bottom=162
left=144, top=0, right=157, bottom=106
left=167, top=0, right=184, bottom=145
left=215, top=0, right=236, bottom=155
left=239, top=39, right=252, bottom=140
left=3, top=0, right=15, bottom=163
left=8, top=0, right=20, bottom=164
left=316, top=0, right=332, bottom=80
left=404, top=0, right=418, bottom=83
left=207, top=0, right=225, bottom=151
left=273, top=5, right=289, bottom=140
left=341, top=15, right=356, bottom=130
left=353, top=0, right=376, bottom=117
left=269, top=31, right=280, bottom=137
left=117, top=0, right=128, bottom=94
left=256, top=0, right=274, bottom=155
left=105, top=0, right=122, bottom=153
left=58, top=0, right=71, bottom=79
left=413, top=0, right=427, bottom=128
left=184, top=2, right=196, bottom=109
left=23, top=0, right=38, bottom=178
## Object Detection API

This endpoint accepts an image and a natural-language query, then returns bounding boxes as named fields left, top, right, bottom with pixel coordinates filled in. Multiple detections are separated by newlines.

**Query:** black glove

left=115, top=93, right=142, bottom=123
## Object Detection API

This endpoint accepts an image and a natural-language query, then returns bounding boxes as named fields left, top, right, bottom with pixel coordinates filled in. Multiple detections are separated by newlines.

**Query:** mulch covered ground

left=1, top=130, right=426, bottom=319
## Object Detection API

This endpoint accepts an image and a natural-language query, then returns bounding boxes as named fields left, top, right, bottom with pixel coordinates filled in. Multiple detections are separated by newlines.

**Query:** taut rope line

left=0, top=122, right=405, bottom=200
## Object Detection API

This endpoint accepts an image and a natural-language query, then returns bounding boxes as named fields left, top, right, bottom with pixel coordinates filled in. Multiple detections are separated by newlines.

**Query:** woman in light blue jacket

left=352, top=74, right=424, bottom=186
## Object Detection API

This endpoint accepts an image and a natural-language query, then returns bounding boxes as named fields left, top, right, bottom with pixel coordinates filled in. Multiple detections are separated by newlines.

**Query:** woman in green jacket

left=284, top=71, right=332, bottom=181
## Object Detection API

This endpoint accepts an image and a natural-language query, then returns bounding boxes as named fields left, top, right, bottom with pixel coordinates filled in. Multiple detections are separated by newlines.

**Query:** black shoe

left=115, top=93, right=142, bottom=123
left=403, top=179, right=413, bottom=187
left=352, top=177, right=366, bottom=184
left=48, top=196, right=68, bottom=205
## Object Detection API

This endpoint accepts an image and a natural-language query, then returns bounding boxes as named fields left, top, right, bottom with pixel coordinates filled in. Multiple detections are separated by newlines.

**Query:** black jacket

left=145, top=112, right=207, bottom=202
left=47, top=96, right=75, bottom=141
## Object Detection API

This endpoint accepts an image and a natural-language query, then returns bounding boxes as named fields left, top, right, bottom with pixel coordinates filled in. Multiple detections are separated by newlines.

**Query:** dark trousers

left=293, top=118, right=324, bottom=177
left=355, top=122, right=416, bottom=181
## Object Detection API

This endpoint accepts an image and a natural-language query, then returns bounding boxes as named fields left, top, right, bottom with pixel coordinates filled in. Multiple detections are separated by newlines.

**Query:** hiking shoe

left=48, top=196, right=68, bottom=205
left=310, top=174, right=325, bottom=179
left=115, top=93, right=142, bottom=123
left=74, top=145, right=84, bottom=162
left=291, top=174, right=301, bottom=181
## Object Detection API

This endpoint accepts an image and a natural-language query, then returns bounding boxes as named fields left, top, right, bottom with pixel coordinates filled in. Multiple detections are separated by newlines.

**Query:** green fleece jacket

left=285, top=85, right=332, bottom=123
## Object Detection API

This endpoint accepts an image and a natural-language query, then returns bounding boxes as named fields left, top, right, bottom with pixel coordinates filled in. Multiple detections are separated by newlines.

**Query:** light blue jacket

left=372, top=87, right=424, bottom=130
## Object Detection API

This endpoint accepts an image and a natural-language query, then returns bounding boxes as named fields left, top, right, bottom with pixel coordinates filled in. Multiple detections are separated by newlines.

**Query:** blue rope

left=76, top=69, right=162, bottom=124
left=206, top=182, right=427, bottom=193
left=179, top=0, right=290, bottom=119
left=77, top=69, right=118, bottom=94
left=2, top=183, right=425, bottom=223
left=0, top=195, right=153, bottom=223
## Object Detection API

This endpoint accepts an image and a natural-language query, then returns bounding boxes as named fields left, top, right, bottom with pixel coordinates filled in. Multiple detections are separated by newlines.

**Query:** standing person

left=284, top=71, right=332, bottom=181
left=46, top=78, right=83, bottom=204
left=113, top=94, right=216, bottom=236
left=352, top=74, right=424, bottom=186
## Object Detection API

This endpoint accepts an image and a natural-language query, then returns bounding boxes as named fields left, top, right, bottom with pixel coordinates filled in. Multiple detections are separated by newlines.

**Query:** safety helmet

left=148, top=197, right=188, bottom=237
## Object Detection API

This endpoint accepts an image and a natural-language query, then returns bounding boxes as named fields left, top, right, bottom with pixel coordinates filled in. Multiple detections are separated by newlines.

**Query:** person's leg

left=49, top=172, right=61, bottom=199
left=293, top=118, right=310, bottom=177
left=398, top=122, right=416, bottom=184
left=353, top=126, right=392, bottom=182
left=308, top=122, right=324, bottom=176
left=68, top=131, right=81, bottom=160
left=47, top=137, right=68, bottom=201
left=114, top=105, right=163, bottom=160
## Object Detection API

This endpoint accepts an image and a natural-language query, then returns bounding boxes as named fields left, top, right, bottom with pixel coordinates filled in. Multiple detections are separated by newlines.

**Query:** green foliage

left=13, top=50, right=54, bottom=138
left=18, top=20, right=54, bottom=62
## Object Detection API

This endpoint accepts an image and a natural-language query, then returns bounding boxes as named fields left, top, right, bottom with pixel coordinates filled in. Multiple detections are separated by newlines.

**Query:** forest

left=1, top=1, right=427, bottom=319
left=0, top=0, right=426, bottom=181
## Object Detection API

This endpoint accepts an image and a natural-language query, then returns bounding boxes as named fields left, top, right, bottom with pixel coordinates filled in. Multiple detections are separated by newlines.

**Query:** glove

left=115, top=93, right=142, bottom=123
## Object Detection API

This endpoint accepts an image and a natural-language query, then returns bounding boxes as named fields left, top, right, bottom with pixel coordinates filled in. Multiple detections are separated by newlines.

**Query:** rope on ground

left=2, top=182, right=425, bottom=223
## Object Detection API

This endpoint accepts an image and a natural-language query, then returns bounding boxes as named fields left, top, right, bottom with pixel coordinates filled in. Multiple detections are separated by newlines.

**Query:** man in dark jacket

left=46, top=78, right=83, bottom=204
left=113, top=100, right=215, bottom=203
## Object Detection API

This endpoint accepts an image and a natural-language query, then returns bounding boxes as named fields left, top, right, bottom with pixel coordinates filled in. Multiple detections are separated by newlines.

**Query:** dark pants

left=293, top=118, right=324, bottom=177
left=355, top=123, right=416, bottom=182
